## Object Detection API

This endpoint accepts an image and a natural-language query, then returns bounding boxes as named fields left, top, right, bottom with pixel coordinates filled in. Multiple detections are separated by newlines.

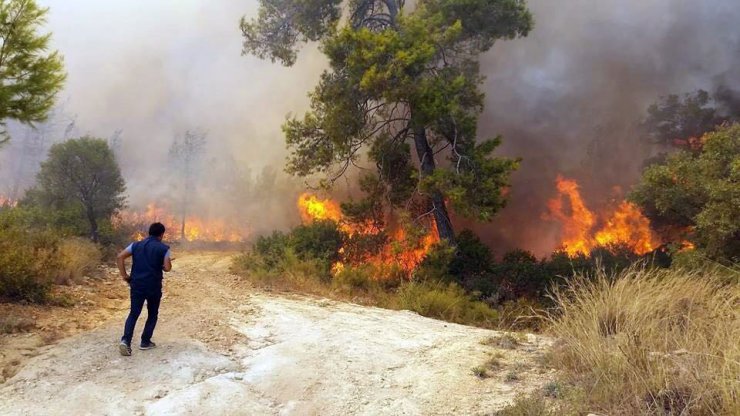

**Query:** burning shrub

left=630, top=123, right=740, bottom=264
left=545, top=266, right=740, bottom=415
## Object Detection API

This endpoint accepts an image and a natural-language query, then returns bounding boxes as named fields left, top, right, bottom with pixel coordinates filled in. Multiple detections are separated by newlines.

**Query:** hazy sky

left=39, top=0, right=324, bottom=173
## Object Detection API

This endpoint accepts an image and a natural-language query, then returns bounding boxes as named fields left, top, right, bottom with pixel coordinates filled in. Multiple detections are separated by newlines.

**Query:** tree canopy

left=241, top=0, right=533, bottom=243
left=31, top=137, right=126, bottom=242
left=0, top=0, right=65, bottom=145
left=630, top=123, right=740, bottom=263
left=643, top=89, right=739, bottom=151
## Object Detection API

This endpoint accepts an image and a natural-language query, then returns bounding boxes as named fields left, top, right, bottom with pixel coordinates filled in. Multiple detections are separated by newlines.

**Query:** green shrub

left=253, top=231, right=291, bottom=269
left=415, top=241, right=456, bottom=283
left=397, top=281, right=498, bottom=327
left=289, top=220, right=345, bottom=263
left=0, top=227, right=60, bottom=302
left=332, top=264, right=375, bottom=292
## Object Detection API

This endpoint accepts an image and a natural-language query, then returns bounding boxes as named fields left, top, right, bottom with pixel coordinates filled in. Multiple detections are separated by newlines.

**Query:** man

left=116, top=222, right=173, bottom=356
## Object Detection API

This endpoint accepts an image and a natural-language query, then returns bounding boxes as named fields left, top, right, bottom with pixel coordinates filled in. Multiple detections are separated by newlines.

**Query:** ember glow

left=545, top=176, right=660, bottom=256
left=297, top=192, right=439, bottom=274
left=116, top=203, right=248, bottom=243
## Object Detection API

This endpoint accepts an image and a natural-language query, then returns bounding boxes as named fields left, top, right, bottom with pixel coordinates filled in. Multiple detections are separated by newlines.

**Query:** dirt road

left=0, top=253, right=553, bottom=415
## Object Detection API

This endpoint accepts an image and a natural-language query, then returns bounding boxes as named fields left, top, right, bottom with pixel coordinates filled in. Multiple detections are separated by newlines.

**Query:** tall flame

left=546, top=175, right=659, bottom=256
left=298, top=193, right=343, bottom=224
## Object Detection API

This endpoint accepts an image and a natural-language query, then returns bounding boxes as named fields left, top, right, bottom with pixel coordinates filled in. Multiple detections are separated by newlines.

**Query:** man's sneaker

left=119, top=341, right=132, bottom=356
left=139, top=341, right=157, bottom=350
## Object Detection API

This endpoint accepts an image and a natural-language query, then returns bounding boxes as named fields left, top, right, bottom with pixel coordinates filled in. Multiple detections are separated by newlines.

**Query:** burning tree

left=630, top=123, right=740, bottom=263
left=169, top=130, right=206, bottom=242
left=240, top=0, right=533, bottom=244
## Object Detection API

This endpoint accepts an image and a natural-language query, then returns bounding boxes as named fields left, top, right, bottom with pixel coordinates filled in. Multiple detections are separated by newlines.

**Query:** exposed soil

left=0, top=252, right=553, bottom=415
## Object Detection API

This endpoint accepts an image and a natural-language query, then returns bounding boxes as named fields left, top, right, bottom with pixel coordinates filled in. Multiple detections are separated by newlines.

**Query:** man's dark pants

left=121, top=284, right=162, bottom=346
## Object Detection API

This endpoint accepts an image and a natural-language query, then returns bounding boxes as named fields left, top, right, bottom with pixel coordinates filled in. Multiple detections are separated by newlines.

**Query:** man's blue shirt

left=126, top=237, right=170, bottom=290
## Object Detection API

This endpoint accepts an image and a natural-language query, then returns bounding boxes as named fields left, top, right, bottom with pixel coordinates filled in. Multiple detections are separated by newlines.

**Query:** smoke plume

left=1, top=0, right=738, bottom=251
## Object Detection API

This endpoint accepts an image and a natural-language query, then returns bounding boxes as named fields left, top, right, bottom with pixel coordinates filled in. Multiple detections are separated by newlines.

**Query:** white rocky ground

left=0, top=253, right=553, bottom=416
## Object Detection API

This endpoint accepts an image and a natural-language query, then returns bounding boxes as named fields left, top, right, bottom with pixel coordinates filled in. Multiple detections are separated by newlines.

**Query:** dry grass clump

left=0, top=315, right=35, bottom=334
left=55, top=237, right=101, bottom=285
left=545, top=266, right=740, bottom=415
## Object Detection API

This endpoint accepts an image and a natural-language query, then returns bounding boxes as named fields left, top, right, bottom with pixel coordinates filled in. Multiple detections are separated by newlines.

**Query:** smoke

left=1, top=0, right=738, bottom=250
left=471, top=0, right=740, bottom=256
left=1, top=0, right=326, bottom=235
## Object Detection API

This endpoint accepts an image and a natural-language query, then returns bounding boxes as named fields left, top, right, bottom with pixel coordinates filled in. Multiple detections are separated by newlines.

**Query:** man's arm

left=116, top=249, right=132, bottom=283
left=163, top=250, right=173, bottom=272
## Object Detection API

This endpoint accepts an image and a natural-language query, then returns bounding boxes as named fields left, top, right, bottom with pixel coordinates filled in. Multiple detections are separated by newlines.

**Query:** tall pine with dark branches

left=241, top=0, right=532, bottom=244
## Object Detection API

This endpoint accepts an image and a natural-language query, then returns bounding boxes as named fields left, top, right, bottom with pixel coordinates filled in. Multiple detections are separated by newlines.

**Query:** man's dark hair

left=148, top=222, right=166, bottom=237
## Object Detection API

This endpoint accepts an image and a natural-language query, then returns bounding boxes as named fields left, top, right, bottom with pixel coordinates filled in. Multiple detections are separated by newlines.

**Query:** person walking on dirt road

left=116, top=222, right=173, bottom=356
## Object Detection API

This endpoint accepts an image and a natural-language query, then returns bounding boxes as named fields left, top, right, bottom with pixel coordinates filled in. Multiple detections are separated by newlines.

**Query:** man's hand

left=117, top=248, right=133, bottom=285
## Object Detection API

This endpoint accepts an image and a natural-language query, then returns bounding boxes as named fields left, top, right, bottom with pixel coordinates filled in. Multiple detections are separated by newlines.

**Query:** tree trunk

left=86, top=205, right=99, bottom=242
left=412, top=124, right=455, bottom=244
left=180, top=215, right=186, bottom=242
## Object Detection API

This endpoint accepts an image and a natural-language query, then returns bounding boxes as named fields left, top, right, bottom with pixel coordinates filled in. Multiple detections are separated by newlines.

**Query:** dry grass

left=55, top=237, right=101, bottom=285
left=545, top=266, right=740, bottom=415
left=0, top=315, right=35, bottom=334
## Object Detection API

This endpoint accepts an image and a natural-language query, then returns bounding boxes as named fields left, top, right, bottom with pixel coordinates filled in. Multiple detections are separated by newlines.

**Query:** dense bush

left=396, top=281, right=498, bottom=326
left=0, top=226, right=59, bottom=302
left=631, top=123, right=740, bottom=263
left=0, top=206, right=104, bottom=301
left=289, top=219, right=345, bottom=264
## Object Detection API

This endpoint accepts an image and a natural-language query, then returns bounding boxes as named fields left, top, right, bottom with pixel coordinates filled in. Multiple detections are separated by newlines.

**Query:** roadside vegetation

left=231, top=219, right=655, bottom=329
left=494, top=265, right=739, bottom=416
left=0, top=138, right=126, bottom=303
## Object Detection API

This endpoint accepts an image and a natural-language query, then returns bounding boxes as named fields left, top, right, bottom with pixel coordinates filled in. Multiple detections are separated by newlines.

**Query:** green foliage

left=0, top=225, right=59, bottom=302
left=253, top=231, right=291, bottom=269
left=30, top=136, right=126, bottom=242
left=397, top=280, right=498, bottom=326
left=242, top=0, right=532, bottom=241
left=415, top=241, right=456, bottom=283
left=235, top=220, right=346, bottom=281
left=0, top=0, right=66, bottom=145
left=289, top=219, right=345, bottom=264
left=240, top=0, right=342, bottom=66
left=630, top=123, right=740, bottom=263
left=643, top=90, right=722, bottom=148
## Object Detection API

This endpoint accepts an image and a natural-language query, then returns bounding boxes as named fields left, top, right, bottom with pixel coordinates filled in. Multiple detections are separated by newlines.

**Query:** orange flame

left=116, top=203, right=248, bottom=243
left=546, top=175, right=660, bottom=256
left=298, top=193, right=342, bottom=224
left=297, top=192, right=439, bottom=274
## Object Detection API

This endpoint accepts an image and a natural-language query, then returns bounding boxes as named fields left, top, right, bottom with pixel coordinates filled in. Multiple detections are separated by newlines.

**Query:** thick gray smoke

left=0, top=0, right=326, bottom=236
left=471, top=0, right=740, bottom=256
left=1, top=0, right=738, bottom=250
